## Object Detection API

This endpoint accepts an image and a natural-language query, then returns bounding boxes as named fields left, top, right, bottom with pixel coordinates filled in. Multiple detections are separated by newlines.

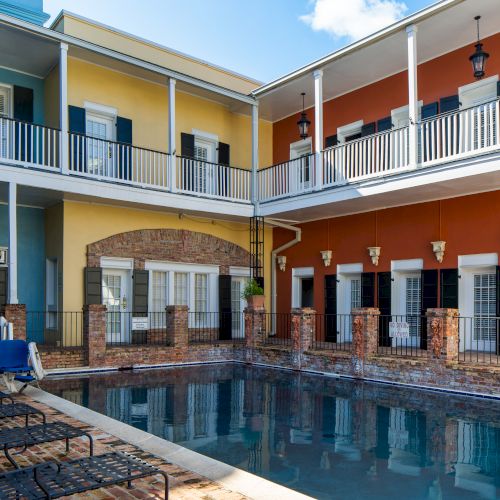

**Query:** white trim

left=292, top=267, right=314, bottom=278
left=337, top=263, right=363, bottom=274
left=100, top=257, right=134, bottom=270
left=145, top=261, right=219, bottom=274
left=7, top=182, right=17, bottom=304
left=229, top=266, right=251, bottom=277
left=458, top=75, right=498, bottom=95
left=458, top=253, right=498, bottom=268
left=0, top=83, right=13, bottom=118
left=289, top=137, right=312, bottom=160
left=459, top=75, right=499, bottom=107
left=337, top=120, right=363, bottom=143
left=291, top=267, right=314, bottom=308
left=84, top=100, right=118, bottom=117
left=191, top=129, right=219, bottom=143
left=391, top=259, right=423, bottom=272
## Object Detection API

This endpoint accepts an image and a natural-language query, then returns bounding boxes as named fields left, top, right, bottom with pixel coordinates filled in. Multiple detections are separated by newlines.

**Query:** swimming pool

left=43, top=364, right=500, bottom=499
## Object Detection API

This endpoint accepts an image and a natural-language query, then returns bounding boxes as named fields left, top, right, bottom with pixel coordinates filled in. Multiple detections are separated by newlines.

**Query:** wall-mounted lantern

left=367, top=246, right=381, bottom=266
left=277, top=255, right=287, bottom=272
left=431, top=240, right=446, bottom=263
left=297, top=92, right=311, bottom=140
left=469, top=16, right=489, bottom=80
left=320, top=250, right=332, bottom=267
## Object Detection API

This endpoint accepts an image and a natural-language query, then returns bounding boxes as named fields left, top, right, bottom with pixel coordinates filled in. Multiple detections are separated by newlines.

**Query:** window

left=350, top=279, right=361, bottom=310
left=473, top=273, right=496, bottom=341
left=151, top=271, right=168, bottom=327
left=301, top=278, right=314, bottom=308
left=405, top=277, right=421, bottom=337
left=194, top=273, right=208, bottom=323
left=0, top=85, right=11, bottom=158
left=174, top=272, right=188, bottom=305
left=86, top=113, right=115, bottom=176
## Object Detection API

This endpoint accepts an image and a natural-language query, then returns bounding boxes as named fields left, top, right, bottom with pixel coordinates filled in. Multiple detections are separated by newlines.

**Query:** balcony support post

left=8, top=182, right=18, bottom=304
left=59, top=42, right=69, bottom=175
left=313, top=69, right=323, bottom=189
left=251, top=102, right=259, bottom=212
left=168, top=77, right=177, bottom=192
left=406, top=25, right=419, bottom=168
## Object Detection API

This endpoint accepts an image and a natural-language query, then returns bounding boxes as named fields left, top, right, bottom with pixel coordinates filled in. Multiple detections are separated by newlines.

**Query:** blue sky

left=44, top=0, right=436, bottom=83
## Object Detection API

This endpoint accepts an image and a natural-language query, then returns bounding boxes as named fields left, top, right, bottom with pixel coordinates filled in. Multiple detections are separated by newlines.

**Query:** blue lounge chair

left=0, top=340, right=37, bottom=392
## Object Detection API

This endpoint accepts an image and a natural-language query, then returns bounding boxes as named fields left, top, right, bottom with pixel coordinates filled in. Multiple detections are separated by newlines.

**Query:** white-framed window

left=0, top=84, right=12, bottom=159
left=174, top=272, right=188, bottom=306
left=405, top=276, right=421, bottom=337
left=350, top=278, right=361, bottom=310
left=292, top=267, right=314, bottom=308
left=151, top=271, right=168, bottom=327
left=337, top=120, right=363, bottom=143
left=289, top=138, right=313, bottom=190
left=473, top=273, right=496, bottom=342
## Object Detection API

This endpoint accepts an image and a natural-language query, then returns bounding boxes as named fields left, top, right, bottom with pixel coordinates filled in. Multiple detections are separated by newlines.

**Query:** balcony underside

left=259, top=150, right=500, bottom=221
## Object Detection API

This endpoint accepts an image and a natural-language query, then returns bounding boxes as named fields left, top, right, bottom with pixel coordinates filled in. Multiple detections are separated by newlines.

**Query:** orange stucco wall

left=273, top=191, right=500, bottom=315
left=272, top=32, right=500, bottom=164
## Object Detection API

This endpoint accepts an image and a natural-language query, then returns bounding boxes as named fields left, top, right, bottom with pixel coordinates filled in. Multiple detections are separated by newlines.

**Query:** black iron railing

left=262, top=313, right=293, bottom=347
left=377, top=314, right=428, bottom=358
left=311, top=314, right=353, bottom=352
left=26, top=311, right=83, bottom=348
left=188, top=312, right=245, bottom=344
left=458, top=316, right=500, bottom=365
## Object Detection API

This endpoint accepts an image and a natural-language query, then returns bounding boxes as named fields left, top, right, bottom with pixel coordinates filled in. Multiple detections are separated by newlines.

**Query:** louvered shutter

left=420, top=269, right=438, bottom=349
left=13, top=86, right=34, bottom=162
left=69, top=105, right=87, bottom=172
left=0, top=87, right=9, bottom=159
left=84, top=267, right=102, bottom=305
left=0, top=267, right=7, bottom=305
left=361, top=272, right=375, bottom=307
left=116, top=116, right=132, bottom=181
left=496, top=266, right=500, bottom=355
left=324, top=275, right=337, bottom=342
left=377, top=116, right=392, bottom=132
left=378, top=272, right=392, bottom=347
left=325, top=134, right=338, bottom=148
left=439, top=95, right=460, bottom=113
left=361, top=122, right=376, bottom=137
left=218, top=142, right=230, bottom=165
left=440, top=269, right=459, bottom=309
left=218, top=142, right=230, bottom=196
left=421, top=102, right=439, bottom=119
left=133, top=270, right=149, bottom=314
left=219, top=275, right=232, bottom=340
left=181, top=133, right=195, bottom=158
left=181, top=133, right=195, bottom=191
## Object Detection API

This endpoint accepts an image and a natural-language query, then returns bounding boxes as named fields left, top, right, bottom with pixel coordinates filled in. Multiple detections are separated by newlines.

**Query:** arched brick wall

left=86, top=229, right=249, bottom=273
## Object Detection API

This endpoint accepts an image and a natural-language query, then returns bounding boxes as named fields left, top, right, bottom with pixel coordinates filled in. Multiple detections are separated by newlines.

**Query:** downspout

left=267, top=219, right=302, bottom=316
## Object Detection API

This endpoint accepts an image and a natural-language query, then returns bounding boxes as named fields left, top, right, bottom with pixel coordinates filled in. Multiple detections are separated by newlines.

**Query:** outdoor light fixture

left=277, top=255, right=287, bottom=272
left=320, top=250, right=332, bottom=267
left=431, top=241, right=446, bottom=263
left=469, top=16, right=489, bottom=80
left=297, top=92, right=311, bottom=140
left=367, top=247, right=381, bottom=267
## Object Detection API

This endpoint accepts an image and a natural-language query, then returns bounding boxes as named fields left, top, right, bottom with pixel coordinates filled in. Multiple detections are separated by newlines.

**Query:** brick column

left=291, top=307, right=316, bottom=370
left=426, top=308, right=459, bottom=363
left=165, top=305, right=188, bottom=349
left=352, top=308, right=380, bottom=376
left=1, top=304, right=26, bottom=340
left=83, top=304, right=107, bottom=368
left=244, top=303, right=266, bottom=349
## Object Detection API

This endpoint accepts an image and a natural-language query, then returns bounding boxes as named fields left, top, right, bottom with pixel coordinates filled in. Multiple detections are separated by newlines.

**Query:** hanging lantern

left=297, top=92, right=311, bottom=140
left=469, top=16, right=489, bottom=80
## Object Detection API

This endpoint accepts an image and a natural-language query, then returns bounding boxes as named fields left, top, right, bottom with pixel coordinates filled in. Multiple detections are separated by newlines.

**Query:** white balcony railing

left=175, top=156, right=251, bottom=202
left=258, top=153, right=316, bottom=201
left=0, top=116, right=60, bottom=170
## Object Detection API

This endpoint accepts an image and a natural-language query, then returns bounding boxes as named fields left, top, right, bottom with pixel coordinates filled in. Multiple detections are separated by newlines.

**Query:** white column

left=313, top=69, right=324, bottom=189
left=406, top=25, right=419, bottom=168
left=168, top=77, right=177, bottom=192
left=251, top=102, right=259, bottom=211
left=8, top=183, right=18, bottom=304
left=59, top=42, right=69, bottom=174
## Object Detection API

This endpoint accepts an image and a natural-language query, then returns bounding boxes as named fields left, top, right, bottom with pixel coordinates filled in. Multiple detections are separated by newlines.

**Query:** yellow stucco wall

left=61, top=201, right=272, bottom=312
left=67, top=58, right=272, bottom=168
left=44, top=65, right=60, bottom=130
left=45, top=203, right=64, bottom=311
left=56, top=14, right=261, bottom=95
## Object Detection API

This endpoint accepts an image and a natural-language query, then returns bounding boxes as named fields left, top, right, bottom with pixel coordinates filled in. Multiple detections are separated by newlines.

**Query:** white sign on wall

left=389, top=321, right=410, bottom=338
left=132, top=317, right=149, bottom=330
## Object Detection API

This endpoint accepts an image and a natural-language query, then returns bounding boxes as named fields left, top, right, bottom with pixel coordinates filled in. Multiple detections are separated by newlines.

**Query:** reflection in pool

left=42, top=365, right=500, bottom=499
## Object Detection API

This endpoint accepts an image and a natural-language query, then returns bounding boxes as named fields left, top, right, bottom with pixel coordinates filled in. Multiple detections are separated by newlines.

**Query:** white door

left=87, top=113, right=115, bottom=176
left=194, top=138, right=216, bottom=194
left=231, top=277, right=248, bottom=338
left=394, top=273, right=421, bottom=347
left=0, top=85, right=11, bottom=159
left=338, top=274, right=361, bottom=340
left=290, top=141, right=312, bottom=191
left=102, top=269, right=130, bottom=344
left=470, top=272, right=497, bottom=353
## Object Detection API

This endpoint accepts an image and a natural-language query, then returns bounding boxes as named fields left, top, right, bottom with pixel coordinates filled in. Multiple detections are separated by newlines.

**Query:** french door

left=0, top=85, right=11, bottom=159
left=471, top=273, right=496, bottom=353
left=87, top=113, right=115, bottom=176
left=194, top=139, right=216, bottom=194
left=102, top=269, right=130, bottom=344
left=231, top=277, right=248, bottom=338
left=394, top=273, right=421, bottom=348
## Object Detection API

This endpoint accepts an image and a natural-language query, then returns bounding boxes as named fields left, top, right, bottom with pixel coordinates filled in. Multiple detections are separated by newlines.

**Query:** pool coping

left=25, top=385, right=312, bottom=500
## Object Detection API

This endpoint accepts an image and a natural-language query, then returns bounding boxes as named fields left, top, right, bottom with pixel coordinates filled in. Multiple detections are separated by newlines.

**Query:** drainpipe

left=267, top=219, right=302, bottom=316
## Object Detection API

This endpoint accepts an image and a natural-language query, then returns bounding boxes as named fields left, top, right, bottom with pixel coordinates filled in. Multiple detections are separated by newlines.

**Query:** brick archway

left=87, top=229, right=249, bottom=272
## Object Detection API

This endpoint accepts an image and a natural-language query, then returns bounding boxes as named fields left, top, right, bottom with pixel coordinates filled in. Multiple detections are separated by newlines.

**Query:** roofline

left=0, top=12, right=256, bottom=106
left=50, top=10, right=263, bottom=88
left=252, top=0, right=464, bottom=97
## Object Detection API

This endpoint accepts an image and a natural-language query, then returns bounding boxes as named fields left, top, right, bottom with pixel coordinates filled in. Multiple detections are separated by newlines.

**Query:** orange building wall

left=273, top=191, right=500, bottom=315
left=272, top=32, right=500, bottom=164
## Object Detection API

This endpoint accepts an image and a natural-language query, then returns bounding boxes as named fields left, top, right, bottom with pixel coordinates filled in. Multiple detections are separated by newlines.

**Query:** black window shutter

left=68, top=105, right=86, bottom=134
left=440, top=269, right=459, bottom=309
left=84, top=267, right=102, bottom=305
left=361, top=272, right=375, bottom=307
left=0, top=268, right=7, bottom=305
left=218, top=142, right=230, bottom=165
left=325, top=134, right=338, bottom=148
left=439, top=95, right=460, bottom=113
left=361, top=122, right=376, bottom=137
left=181, top=132, right=195, bottom=158
left=116, top=116, right=132, bottom=144
left=69, top=105, right=87, bottom=172
left=377, top=272, right=392, bottom=347
left=133, top=270, right=149, bottom=314
left=497, top=81, right=500, bottom=97
left=324, top=275, right=337, bottom=342
left=420, top=269, right=438, bottom=349
left=377, top=116, right=392, bottom=132
left=219, top=275, right=232, bottom=340
left=13, top=86, right=34, bottom=123
left=421, top=102, right=439, bottom=120
left=116, top=116, right=132, bottom=181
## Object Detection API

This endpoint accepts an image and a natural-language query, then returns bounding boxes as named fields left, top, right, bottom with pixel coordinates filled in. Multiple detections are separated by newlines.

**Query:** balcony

left=259, top=99, right=500, bottom=204
left=0, top=119, right=252, bottom=205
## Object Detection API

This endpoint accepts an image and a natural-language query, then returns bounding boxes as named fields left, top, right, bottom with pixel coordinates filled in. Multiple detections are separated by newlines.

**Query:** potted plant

left=242, top=278, right=265, bottom=308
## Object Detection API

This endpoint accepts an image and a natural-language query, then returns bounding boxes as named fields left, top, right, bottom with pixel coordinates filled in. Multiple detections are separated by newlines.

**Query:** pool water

left=43, top=364, right=500, bottom=499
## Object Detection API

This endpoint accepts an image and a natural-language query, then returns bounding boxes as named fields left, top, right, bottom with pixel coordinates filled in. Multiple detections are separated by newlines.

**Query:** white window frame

left=0, top=83, right=13, bottom=118
left=337, top=120, right=363, bottom=143
left=292, top=267, right=314, bottom=308
left=289, top=137, right=312, bottom=160
left=459, top=75, right=498, bottom=108
left=391, top=102, right=423, bottom=129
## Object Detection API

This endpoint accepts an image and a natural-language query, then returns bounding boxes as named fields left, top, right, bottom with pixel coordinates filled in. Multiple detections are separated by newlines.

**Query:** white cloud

left=301, top=0, right=408, bottom=42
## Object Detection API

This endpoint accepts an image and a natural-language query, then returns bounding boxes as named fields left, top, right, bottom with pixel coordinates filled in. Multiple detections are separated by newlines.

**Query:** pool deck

left=3, top=385, right=311, bottom=500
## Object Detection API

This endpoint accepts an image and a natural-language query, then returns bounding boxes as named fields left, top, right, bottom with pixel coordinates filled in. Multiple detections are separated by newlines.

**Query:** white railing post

left=251, top=102, right=259, bottom=210
left=8, top=182, right=18, bottom=304
left=59, top=42, right=69, bottom=174
left=168, top=77, right=176, bottom=192
left=406, top=25, right=419, bottom=169
left=313, top=69, right=324, bottom=189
